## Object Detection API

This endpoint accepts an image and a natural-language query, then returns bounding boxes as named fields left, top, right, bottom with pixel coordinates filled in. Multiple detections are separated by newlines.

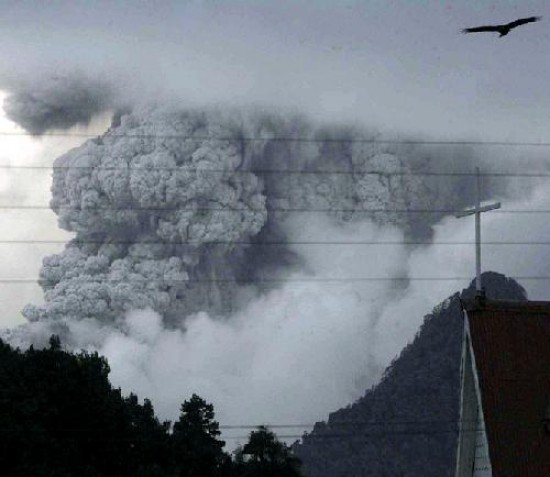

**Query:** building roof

left=463, top=298, right=550, bottom=475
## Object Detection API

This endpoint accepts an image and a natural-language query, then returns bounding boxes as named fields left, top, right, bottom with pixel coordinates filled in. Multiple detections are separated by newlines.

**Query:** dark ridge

left=295, top=272, right=527, bottom=477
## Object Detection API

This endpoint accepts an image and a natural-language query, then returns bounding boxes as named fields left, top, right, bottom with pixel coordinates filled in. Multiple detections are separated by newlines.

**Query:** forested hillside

left=295, top=272, right=527, bottom=477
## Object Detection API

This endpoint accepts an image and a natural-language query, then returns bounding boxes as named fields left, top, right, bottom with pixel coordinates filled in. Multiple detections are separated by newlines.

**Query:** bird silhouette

left=462, top=16, right=541, bottom=37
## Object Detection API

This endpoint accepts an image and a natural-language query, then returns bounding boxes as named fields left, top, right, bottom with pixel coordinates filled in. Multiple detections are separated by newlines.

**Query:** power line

left=255, top=426, right=534, bottom=440
left=2, top=164, right=550, bottom=178
left=2, top=425, right=537, bottom=442
left=3, top=129, right=550, bottom=147
left=0, top=418, right=488, bottom=433
left=1, top=239, right=549, bottom=246
left=228, top=423, right=543, bottom=440
left=1, top=205, right=549, bottom=214
left=0, top=427, right=517, bottom=443
left=219, top=418, right=475, bottom=430
left=1, top=276, right=549, bottom=284
left=0, top=420, right=538, bottom=439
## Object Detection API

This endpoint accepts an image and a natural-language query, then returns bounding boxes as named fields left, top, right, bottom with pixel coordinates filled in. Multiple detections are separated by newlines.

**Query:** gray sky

left=0, top=0, right=549, bottom=140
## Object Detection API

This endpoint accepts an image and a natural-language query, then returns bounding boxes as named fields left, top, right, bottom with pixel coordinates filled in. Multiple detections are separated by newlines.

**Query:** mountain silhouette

left=295, top=272, right=527, bottom=477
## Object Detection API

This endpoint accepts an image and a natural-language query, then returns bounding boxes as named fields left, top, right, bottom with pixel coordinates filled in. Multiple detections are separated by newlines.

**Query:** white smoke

left=371, top=180, right=550, bottom=367
left=101, top=215, right=408, bottom=423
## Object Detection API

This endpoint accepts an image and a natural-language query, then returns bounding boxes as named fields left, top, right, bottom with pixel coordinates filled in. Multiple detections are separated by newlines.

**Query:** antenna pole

left=475, top=167, right=481, bottom=291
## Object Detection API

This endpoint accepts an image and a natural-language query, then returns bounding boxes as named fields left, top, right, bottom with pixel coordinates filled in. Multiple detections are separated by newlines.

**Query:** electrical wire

left=0, top=425, right=539, bottom=442
left=0, top=205, right=548, bottom=213
left=3, top=165, right=550, bottom=178
left=3, top=130, right=550, bottom=147
left=0, top=239, right=548, bottom=245
left=1, top=276, right=549, bottom=284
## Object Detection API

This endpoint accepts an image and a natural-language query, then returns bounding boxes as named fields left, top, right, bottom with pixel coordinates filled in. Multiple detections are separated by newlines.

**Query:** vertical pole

left=455, top=168, right=499, bottom=297
left=475, top=167, right=481, bottom=292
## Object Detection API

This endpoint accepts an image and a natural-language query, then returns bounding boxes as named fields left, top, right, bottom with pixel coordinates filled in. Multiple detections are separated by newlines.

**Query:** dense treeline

left=0, top=336, right=303, bottom=477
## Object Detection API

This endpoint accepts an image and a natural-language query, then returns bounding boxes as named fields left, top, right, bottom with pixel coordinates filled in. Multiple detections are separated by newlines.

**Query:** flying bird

left=462, top=16, right=541, bottom=37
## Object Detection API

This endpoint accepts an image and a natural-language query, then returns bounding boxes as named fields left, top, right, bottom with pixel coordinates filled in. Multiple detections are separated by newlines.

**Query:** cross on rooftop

left=455, top=167, right=501, bottom=292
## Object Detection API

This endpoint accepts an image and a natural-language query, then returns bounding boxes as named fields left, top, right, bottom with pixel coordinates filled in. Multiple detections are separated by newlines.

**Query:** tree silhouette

left=234, top=426, right=303, bottom=477
left=172, top=394, right=231, bottom=477
left=0, top=336, right=173, bottom=476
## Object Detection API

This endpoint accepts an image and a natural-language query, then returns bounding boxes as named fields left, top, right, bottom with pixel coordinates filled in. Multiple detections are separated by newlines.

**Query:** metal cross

left=455, top=167, right=501, bottom=292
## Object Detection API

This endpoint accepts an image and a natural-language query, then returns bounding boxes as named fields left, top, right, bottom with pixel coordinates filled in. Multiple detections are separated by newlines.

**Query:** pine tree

left=172, top=394, right=231, bottom=477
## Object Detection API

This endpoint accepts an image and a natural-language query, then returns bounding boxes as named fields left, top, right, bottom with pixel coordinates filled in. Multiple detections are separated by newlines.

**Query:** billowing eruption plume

left=6, top=99, right=519, bottom=432
left=21, top=105, right=476, bottom=329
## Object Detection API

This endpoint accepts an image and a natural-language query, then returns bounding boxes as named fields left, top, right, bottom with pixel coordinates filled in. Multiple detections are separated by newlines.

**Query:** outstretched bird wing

left=462, top=16, right=541, bottom=34
left=506, top=16, right=541, bottom=29
left=462, top=25, right=501, bottom=34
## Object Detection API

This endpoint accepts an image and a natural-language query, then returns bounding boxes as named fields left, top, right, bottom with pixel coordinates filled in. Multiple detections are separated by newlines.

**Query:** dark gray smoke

left=2, top=72, right=115, bottom=135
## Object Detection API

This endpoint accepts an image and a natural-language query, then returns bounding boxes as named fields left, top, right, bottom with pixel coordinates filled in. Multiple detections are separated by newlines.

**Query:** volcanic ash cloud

left=23, top=107, right=269, bottom=325
left=22, top=105, right=454, bottom=331
left=5, top=103, right=510, bottom=433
